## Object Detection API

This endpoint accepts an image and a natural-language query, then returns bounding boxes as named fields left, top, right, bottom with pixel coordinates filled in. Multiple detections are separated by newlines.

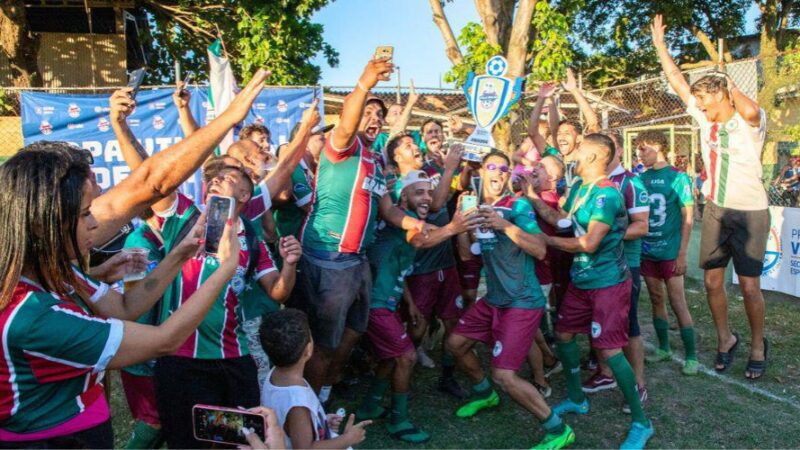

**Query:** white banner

left=734, top=206, right=800, bottom=296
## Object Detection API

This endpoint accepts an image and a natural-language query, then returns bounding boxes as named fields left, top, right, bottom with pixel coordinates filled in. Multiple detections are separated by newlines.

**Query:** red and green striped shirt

left=301, top=135, right=387, bottom=254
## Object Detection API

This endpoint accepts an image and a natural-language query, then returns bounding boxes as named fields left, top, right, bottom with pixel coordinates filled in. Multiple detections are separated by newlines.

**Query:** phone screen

left=204, top=195, right=233, bottom=254
left=461, top=195, right=478, bottom=212
left=127, top=68, right=146, bottom=100
left=193, top=405, right=266, bottom=446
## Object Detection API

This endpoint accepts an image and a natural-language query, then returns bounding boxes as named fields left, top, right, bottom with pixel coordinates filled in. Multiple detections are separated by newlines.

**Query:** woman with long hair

left=0, top=143, right=241, bottom=448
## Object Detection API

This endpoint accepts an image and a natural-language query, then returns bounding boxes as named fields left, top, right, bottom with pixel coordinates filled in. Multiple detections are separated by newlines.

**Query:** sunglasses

left=485, top=163, right=510, bottom=173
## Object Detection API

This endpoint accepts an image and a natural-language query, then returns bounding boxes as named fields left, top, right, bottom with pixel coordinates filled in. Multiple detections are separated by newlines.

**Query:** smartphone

left=204, top=195, right=234, bottom=254
left=193, top=405, right=266, bottom=446
left=127, top=68, right=147, bottom=100
left=182, top=72, right=195, bottom=94
left=461, top=194, right=478, bottom=213
left=374, top=46, right=394, bottom=61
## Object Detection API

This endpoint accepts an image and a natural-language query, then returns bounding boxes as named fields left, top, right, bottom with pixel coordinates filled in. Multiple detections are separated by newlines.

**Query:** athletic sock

left=540, top=412, right=566, bottom=435
left=442, top=352, right=456, bottom=378
left=680, top=327, right=697, bottom=360
left=390, top=392, right=410, bottom=425
left=360, top=378, right=390, bottom=412
left=607, top=352, right=648, bottom=426
left=653, top=317, right=670, bottom=352
left=472, top=377, right=492, bottom=399
left=126, top=421, right=163, bottom=449
left=318, top=384, right=332, bottom=403
left=555, top=340, right=585, bottom=404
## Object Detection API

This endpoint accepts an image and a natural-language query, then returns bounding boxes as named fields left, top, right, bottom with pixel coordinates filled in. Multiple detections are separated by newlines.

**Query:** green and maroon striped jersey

left=0, top=277, right=122, bottom=438
left=301, top=136, right=387, bottom=254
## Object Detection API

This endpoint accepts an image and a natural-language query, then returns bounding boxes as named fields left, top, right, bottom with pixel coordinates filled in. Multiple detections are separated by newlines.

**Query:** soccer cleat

left=438, top=376, right=468, bottom=399
left=582, top=371, right=617, bottom=393
left=622, top=385, right=648, bottom=415
left=455, top=390, right=500, bottom=418
left=682, top=359, right=700, bottom=376
left=552, top=398, right=590, bottom=416
left=620, top=421, right=655, bottom=450
left=533, top=381, right=552, bottom=399
left=645, top=349, right=673, bottom=363
left=531, top=424, right=576, bottom=450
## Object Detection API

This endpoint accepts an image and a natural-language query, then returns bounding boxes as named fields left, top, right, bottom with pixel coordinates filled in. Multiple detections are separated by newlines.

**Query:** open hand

left=651, top=14, right=667, bottom=48
left=561, top=69, right=578, bottom=93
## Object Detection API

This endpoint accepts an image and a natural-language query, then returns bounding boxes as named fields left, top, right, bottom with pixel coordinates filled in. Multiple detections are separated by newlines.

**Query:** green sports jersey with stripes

left=274, top=160, right=314, bottom=239
left=366, top=216, right=417, bottom=312
left=562, top=178, right=629, bottom=289
left=640, top=165, right=694, bottom=261
left=608, top=166, right=650, bottom=269
left=157, top=194, right=278, bottom=360
left=301, top=136, right=387, bottom=254
left=482, top=194, right=547, bottom=309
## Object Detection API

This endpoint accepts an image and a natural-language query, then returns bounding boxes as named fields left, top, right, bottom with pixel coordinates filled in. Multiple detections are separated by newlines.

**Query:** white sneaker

left=417, top=348, right=436, bottom=368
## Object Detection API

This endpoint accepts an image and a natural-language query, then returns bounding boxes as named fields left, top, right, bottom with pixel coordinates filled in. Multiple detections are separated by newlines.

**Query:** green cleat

left=386, top=420, right=431, bottom=444
left=645, top=348, right=673, bottom=363
left=531, top=424, right=576, bottom=450
left=682, top=359, right=700, bottom=376
left=354, top=405, right=387, bottom=422
left=552, top=398, right=590, bottom=416
left=455, top=390, right=500, bottom=418
left=620, top=421, right=654, bottom=450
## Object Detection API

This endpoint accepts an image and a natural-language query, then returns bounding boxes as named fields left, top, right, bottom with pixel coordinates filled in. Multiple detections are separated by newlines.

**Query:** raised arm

left=562, top=68, right=600, bottom=133
left=431, top=144, right=464, bottom=211
left=547, top=97, right=560, bottom=144
left=258, top=236, right=302, bottom=302
left=92, top=70, right=270, bottom=245
left=388, top=79, right=419, bottom=138
left=528, top=82, right=557, bottom=153
left=726, top=75, right=762, bottom=127
left=332, top=59, right=394, bottom=150
left=651, top=14, right=692, bottom=104
left=173, top=81, right=199, bottom=137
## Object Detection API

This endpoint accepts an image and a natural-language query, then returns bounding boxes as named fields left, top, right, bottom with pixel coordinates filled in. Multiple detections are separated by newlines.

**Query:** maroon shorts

left=555, top=278, right=632, bottom=350
left=366, top=308, right=416, bottom=360
left=457, top=256, right=483, bottom=291
left=641, top=258, right=678, bottom=280
left=407, top=267, right=464, bottom=321
left=121, top=371, right=160, bottom=426
left=454, top=300, right=543, bottom=371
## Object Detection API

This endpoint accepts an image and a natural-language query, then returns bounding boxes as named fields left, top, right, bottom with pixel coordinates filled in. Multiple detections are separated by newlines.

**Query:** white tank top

left=260, top=368, right=332, bottom=449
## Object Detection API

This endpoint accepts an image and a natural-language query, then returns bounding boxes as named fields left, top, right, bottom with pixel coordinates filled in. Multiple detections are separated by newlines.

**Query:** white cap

left=401, top=170, right=431, bottom=192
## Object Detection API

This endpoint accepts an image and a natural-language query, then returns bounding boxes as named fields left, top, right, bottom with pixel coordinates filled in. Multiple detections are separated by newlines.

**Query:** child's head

left=260, top=309, right=313, bottom=368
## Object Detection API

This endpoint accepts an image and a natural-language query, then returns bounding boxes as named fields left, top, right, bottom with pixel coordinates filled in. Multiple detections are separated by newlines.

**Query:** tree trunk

left=689, top=25, right=722, bottom=63
left=474, top=0, right=511, bottom=50
left=758, top=0, right=781, bottom=126
left=492, top=117, right=513, bottom=154
left=505, top=0, right=537, bottom=78
left=0, top=0, right=41, bottom=87
left=428, top=0, right=464, bottom=66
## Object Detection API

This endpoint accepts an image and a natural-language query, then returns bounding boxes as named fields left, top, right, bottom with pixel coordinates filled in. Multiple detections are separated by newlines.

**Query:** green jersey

left=366, top=219, right=416, bottom=312
left=640, top=165, right=694, bottom=261
left=301, top=136, right=387, bottom=254
left=274, top=160, right=314, bottom=239
left=563, top=178, right=629, bottom=289
left=482, top=194, right=547, bottom=309
left=411, top=208, right=456, bottom=274
left=608, top=166, right=650, bottom=269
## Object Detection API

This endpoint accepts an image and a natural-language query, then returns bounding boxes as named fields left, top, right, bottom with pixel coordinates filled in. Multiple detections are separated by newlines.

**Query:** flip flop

left=714, top=332, right=740, bottom=372
left=745, top=338, right=769, bottom=380
left=387, top=421, right=431, bottom=444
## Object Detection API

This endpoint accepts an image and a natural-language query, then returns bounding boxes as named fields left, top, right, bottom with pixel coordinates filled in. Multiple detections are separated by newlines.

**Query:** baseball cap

left=401, top=170, right=431, bottom=192
left=290, top=122, right=334, bottom=142
left=366, top=94, right=388, bottom=117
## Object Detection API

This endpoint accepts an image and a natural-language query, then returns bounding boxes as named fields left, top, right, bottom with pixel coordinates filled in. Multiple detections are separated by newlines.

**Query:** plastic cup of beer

left=122, top=247, right=150, bottom=283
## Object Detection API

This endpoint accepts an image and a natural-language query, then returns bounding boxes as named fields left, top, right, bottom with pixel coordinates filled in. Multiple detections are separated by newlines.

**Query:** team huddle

left=0, top=15, right=770, bottom=450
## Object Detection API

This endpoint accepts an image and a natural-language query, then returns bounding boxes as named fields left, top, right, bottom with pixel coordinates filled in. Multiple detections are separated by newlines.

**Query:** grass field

left=107, top=274, right=800, bottom=449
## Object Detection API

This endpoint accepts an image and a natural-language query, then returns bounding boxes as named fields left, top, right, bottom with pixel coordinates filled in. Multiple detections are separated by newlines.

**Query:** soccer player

left=540, top=134, right=654, bottom=448
left=652, top=14, right=769, bottom=378
left=636, top=130, right=698, bottom=375
left=297, top=57, right=430, bottom=401
left=356, top=171, right=478, bottom=443
left=446, top=151, right=575, bottom=450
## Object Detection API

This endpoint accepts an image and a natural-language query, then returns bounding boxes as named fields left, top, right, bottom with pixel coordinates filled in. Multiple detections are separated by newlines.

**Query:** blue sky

left=311, top=0, right=762, bottom=89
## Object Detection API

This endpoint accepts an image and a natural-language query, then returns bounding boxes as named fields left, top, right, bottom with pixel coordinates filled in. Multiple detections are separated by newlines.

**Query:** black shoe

left=438, top=376, right=467, bottom=399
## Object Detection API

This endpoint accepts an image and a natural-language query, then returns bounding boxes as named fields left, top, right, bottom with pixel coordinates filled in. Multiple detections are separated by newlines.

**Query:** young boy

left=260, top=309, right=371, bottom=449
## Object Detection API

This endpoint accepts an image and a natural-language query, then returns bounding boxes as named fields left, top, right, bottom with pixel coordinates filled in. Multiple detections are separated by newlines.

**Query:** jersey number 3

left=649, top=193, right=667, bottom=228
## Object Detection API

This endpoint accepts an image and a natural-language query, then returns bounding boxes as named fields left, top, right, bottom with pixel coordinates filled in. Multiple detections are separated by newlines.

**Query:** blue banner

left=20, top=86, right=321, bottom=201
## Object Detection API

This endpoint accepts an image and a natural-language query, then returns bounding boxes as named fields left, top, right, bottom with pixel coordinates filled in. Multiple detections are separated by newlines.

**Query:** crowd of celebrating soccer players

left=0, top=14, right=770, bottom=450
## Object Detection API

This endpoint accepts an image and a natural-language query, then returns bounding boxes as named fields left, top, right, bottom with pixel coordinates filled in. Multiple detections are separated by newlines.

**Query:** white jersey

left=686, top=95, right=768, bottom=211
left=261, top=368, right=333, bottom=449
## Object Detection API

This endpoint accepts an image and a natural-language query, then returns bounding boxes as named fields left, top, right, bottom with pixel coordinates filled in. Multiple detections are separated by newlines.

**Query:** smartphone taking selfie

left=204, top=195, right=234, bottom=254
left=193, top=405, right=266, bottom=446
left=374, top=45, right=394, bottom=61
left=127, top=68, right=147, bottom=100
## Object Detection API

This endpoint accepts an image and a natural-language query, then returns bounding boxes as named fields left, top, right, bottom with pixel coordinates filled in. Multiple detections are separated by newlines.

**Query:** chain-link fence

left=1, top=51, right=798, bottom=204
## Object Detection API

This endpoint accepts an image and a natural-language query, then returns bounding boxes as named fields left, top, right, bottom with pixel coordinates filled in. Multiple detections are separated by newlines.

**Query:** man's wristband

left=356, top=80, right=370, bottom=93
